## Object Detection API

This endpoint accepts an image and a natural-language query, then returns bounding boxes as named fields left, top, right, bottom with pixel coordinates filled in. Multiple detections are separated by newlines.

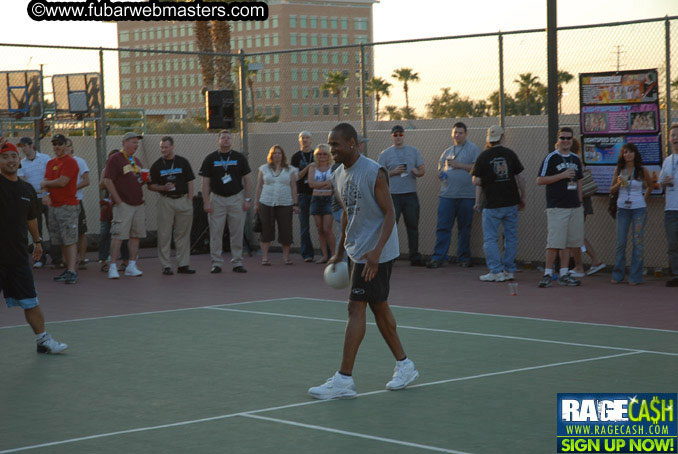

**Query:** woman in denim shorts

left=308, top=144, right=335, bottom=264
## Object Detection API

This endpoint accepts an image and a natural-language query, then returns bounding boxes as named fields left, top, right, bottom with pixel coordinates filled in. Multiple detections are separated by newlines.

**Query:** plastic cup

left=140, top=169, right=150, bottom=183
left=508, top=282, right=518, bottom=296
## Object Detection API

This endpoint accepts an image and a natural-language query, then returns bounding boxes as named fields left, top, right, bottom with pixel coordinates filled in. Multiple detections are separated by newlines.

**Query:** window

left=314, top=104, right=320, bottom=115
left=301, top=69, right=308, bottom=82
left=333, top=104, right=339, bottom=115
left=266, top=106, right=272, bottom=116
left=134, top=30, right=139, bottom=41
left=311, top=34, right=318, bottom=46
left=330, top=17, right=338, bottom=29
left=342, top=35, right=348, bottom=45
left=300, top=16, right=307, bottom=28
left=246, top=36, right=252, bottom=48
left=136, top=95, right=142, bottom=104
left=150, top=78, right=156, bottom=89
left=159, top=78, right=164, bottom=88
left=141, top=30, right=147, bottom=40
left=275, top=106, right=281, bottom=117
left=300, top=34, right=308, bottom=46
left=172, top=27, right=177, bottom=38
left=323, top=104, right=330, bottom=115
left=121, top=79, right=131, bottom=90
left=264, top=55, right=271, bottom=64
left=264, top=34, right=270, bottom=47
left=263, top=19, right=269, bottom=29
left=275, top=87, right=280, bottom=98
left=188, top=25, right=194, bottom=36
left=312, top=69, right=319, bottom=82
left=273, top=34, right=279, bottom=46
left=272, top=15, right=278, bottom=28
left=331, top=35, right=339, bottom=46
left=292, top=104, right=300, bottom=116
left=181, top=60, right=187, bottom=71
left=274, top=69, right=280, bottom=82
left=136, top=80, right=141, bottom=89
left=265, top=88, right=271, bottom=99
left=342, top=52, right=349, bottom=64
left=290, top=53, right=298, bottom=64
left=291, top=69, right=298, bottom=81
left=237, top=22, right=244, bottom=32
left=332, top=52, right=339, bottom=64
left=274, top=54, right=279, bottom=64
left=119, top=31, right=129, bottom=42
left=159, top=93, right=164, bottom=104
left=246, top=22, right=252, bottom=31
left=189, top=59, right=195, bottom=70
left=303, top=104, right=310, bottom=116
left=355, top=35, right=368, bottom=44
left=322, top=52, right=329, bottom=64
left=313, top=87, right=320, bottom=98
left=122, top=94, right=132, bottom=106
left=173, top=60, right=179, bottom=71
left=342, top=86, right=349, bottom=98
left=182, top=75, right=187, bottom=87
left=121, top=63, right=130, bottom=74
left=300, top=53, right=308, bottom=64
left=311, top=52, right=318, bottom=64
left=180, top=26, right=186, bottom=37
left=290, top=34, right=297, bottom=46
left=265, top=70, right=271, bottom=83
left=135, top=63, right=141, bottom=73
left=302, top=87, right=309, bottom=99
left=255, top=36, right=261, bottom=47
left=143, top=62, right=148, bottom=72
left=320, top=17, right=328, bottom=28
left=290, top=15, right=297, bottom=28
left=343, top=104, right=350, bottom=116
left=144, top=94, right=149, bottom=104
left=321, top=35, right=328, bottom=46
left=183, top=93, right=188, bottom=103
left=323, top=89, right=329, bottom=98
left=310, top=16, right=317, bottom=28
left=341, top=18, right=348, bottom=30
left=255, top=21, right=261, bottom=30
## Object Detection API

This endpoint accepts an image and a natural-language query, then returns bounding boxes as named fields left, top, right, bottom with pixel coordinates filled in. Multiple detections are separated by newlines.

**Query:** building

left=116, top=0, right=377, bottom=123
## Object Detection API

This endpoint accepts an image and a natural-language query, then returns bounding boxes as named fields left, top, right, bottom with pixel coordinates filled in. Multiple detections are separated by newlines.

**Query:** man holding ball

left=308, top=123, right=418, bottom=400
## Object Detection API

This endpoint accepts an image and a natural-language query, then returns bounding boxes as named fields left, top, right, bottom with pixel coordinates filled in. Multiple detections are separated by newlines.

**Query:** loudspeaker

left=206, top=90, right=235, bottom=130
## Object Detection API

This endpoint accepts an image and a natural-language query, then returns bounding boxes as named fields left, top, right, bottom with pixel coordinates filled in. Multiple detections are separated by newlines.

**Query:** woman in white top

left=254, top=145, right=299, bottom=265
left=308, top=144, right=335, bottom=264
left=609, top=143, right=653, bottom=285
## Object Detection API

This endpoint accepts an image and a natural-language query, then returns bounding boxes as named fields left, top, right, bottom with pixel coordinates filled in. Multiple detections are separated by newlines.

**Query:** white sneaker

left=503, top=271, right=515, bottom=280
left=308, top=372, right=357, bottom=400
left=386, top=359, right=419, bottom=390
left=568, top=270, right=586, bottom=278
left=124, top=263, right=143, bottom=277
left=37, top=334, right=68, bottom=354
left=108, top=263, right=120, bottom=279
left=33, top=261, right=44, bottom=269
left=479, top=272, right=507, bottom=282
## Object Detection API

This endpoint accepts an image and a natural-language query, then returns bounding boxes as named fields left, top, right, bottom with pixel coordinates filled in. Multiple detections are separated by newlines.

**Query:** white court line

left=241, top=414, right=472, bottom=454
left=296, top=297, right=678, bottom=334
left=0, top=351, right=636, bottom=454
left=0, top=298, right=301, bottom=331
left=206, top=307, right=678, bottom=357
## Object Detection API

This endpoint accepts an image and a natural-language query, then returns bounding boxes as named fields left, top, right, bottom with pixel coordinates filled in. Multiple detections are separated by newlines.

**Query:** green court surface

left=1, top=298, right=677, bottom=454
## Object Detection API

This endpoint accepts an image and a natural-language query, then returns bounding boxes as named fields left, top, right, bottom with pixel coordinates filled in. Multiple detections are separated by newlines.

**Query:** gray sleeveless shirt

left=331, top=154, right=399, bottom=264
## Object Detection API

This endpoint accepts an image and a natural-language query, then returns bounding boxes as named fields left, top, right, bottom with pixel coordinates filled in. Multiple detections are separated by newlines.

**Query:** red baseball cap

left=0, top=142, right=18, bottom=154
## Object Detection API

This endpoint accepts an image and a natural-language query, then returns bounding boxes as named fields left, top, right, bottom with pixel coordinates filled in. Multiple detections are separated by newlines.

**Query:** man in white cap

left=102, top=132, right=146, bottom=279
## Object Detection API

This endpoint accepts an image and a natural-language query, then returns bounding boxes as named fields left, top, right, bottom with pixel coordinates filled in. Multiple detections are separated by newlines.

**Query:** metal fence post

left=98, top=48, right=108, bottom=178
left=666, top=17, right=672, bottom=155
left=498, top=32, right=505, bottom=127
left=238, top=49, right=248, bottom=157
left=546, top=0, right=559, bottom=152
left=360, top=43, right=368, bottom=155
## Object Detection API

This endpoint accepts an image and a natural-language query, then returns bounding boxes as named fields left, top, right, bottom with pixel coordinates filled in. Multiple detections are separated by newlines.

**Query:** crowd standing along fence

left=0, top=16, right=676, bottom=270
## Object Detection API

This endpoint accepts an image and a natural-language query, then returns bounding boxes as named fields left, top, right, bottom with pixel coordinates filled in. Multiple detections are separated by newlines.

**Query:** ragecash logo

left=557, top=393, right=677, bottom=453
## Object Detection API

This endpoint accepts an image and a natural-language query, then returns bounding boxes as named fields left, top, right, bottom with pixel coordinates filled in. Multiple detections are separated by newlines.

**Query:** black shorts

left=0, top=263, right=38, bottom=309
left=348, top=258, right=394, bottom=304
left=78, top=201, right=88, bottom=234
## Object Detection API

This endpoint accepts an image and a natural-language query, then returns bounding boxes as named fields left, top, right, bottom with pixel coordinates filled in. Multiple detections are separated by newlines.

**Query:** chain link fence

left=1, top=16, right=676, bottom=269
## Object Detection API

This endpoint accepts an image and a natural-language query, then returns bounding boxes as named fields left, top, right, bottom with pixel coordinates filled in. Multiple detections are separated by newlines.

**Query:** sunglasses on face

left=559, top=136, right=573, bottom=140
left=392, top=132, right=404, bottom=137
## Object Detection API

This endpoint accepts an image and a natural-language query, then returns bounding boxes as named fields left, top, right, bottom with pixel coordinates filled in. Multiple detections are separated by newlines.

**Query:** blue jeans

left=297, top=193, right=314, bottom=259
left=482, top=205, right=519, bottom=274
left=391, top=192, right=421, bottom=261
left=431, top=197, right=474, bottom=263
left=666, top=211, right=678, bottom=277
left=613, top=207, right=647, bottom=284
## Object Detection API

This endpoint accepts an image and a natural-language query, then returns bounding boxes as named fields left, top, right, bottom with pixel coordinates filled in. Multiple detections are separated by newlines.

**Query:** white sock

left=544, top=268, right=553, bottom=276
left=397, top=357, right=410, bottom=365
left=560, top=268, right=569, bottom=277
left=129, top=260, right=136, bottom=267
left=338, top=372, right=352, bottom=379
left=36, top=332, right=47, bottom=341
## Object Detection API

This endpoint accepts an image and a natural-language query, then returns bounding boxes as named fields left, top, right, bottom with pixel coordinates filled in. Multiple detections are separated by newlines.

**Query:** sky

left=0, top=0, right=676, bottom=112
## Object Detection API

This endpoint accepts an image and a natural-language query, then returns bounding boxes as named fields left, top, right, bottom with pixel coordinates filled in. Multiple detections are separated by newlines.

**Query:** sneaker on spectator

left=33, top=261, right=44, bottom=269
left=386, top=359, right=419, bottom=390
left=502, top=271, right=515, bottom=281
left=426, top=260, right=442, bottom=269
left=108, top=263, right=120, bottom=279
left=78, top=260, right=88, bottom=270
left=568, top=269, right=586, bottom=278
left=53, top=270, right=68, bottom=282
left=538, top=275, right=552, bottom=288
left=36, top=334, right=68, bottom=354
left=586, top=263, right=606, bottom=276
left=124, top=263, right=143, bottom=277
left=63, top=270, right=78, bottom=284
left=308, top=372, right=357, bottom=400
left=559, top=274, right=581, bottom=286
left=479, top=272, right=507, bottom=282
left=50, top=261, right=66, bottom=270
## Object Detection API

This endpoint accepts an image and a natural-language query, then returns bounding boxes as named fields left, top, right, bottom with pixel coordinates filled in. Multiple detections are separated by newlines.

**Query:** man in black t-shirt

left=290, top=131, right=316, bottom=262
left=471, top=126, right=526, bottom=283
left=0, top=139, right=67, bottom=354
left=536, top=127, right=584, bottom=288
left=199, top=130, right=252, bottom=274
left=149, top=136, right=196, bottom=275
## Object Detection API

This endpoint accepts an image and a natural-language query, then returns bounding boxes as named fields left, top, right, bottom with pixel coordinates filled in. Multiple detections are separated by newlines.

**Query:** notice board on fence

left=579, top=69, right=663, bottom=194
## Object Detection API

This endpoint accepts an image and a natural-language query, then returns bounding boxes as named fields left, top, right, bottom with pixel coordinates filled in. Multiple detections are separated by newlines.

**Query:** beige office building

left=116, top=0, right=377, bottom=123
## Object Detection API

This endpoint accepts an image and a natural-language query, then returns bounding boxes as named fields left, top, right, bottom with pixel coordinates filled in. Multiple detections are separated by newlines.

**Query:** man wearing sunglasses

left=377, top=125, right=426, bottom=266
left=536, top=127, right=584, bottom=288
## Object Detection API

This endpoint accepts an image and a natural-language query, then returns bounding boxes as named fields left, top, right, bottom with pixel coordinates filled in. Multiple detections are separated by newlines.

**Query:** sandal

left=261, top=259, right=272, bottom=266
left=284, top=259, right=294, bottom=265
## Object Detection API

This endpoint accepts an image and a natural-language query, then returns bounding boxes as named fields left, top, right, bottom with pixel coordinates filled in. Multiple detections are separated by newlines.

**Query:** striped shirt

left=18, top=152, right=50, bottom=198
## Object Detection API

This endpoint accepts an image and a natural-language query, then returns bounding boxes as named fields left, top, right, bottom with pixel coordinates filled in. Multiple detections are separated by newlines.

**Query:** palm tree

left=514, top=72, right=545, bottom=115
left=557, top=70, right=574, bottom=114
left=366, top=77, right=391, bottom=121
left=392, top=68, right=419, bottom=116
left=321, top=71, right=349, bottom=121
left=383, top=105, right=401, bottom=121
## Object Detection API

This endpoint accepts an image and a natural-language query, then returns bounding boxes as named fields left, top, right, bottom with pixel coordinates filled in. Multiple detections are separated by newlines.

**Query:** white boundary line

left=0, top=351, right=638, bottom=454
left=0, top=298, right=301, bottom=331
left=296, top=297, right=678, bottom=334
left=206, top=307, right=678, bottom=357
left=241, top=414, right=472, bottom=454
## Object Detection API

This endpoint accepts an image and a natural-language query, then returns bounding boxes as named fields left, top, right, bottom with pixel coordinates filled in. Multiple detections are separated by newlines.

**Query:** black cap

left=391, top=125, right=404, bottom=134
left=51, top=134, right=67, bottom=145
left=18, top=137, right=33, bottom=146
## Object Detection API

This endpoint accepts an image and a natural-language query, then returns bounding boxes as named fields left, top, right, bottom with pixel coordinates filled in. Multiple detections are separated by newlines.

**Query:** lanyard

left=452, top=142, right=466, bottom=159
left=162, top=157, right=175, bottom=172
left=122, top=151, right=139, bottom=174
left=300, top=151, right=312, bottom=167
left=219, top=151, right=232, bottom=173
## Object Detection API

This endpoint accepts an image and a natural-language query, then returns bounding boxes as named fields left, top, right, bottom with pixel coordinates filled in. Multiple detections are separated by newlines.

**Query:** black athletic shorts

left=78, top=201, right=88, bottom=234
left=0, top=263, right=39, bottom=309
left=348, top=258, right=394, bottom=304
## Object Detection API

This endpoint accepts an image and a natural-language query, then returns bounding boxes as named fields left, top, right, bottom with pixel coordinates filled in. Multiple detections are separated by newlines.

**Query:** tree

left=383, top=105, right=401, bottom=121
left=366, top=77, right=391, bottom=121
left=557, top=70, right=574, bottom=114
left=487, top=91, right=518, bottom=116
left=514, top=72, right=546, bottom=115
left=672, top=77, right=678, bottom=109
left=321, top=71, right=349, bottom=121
left=392, top=68, right=419, bottom=115
left=426, top=88, right=488, bottom=118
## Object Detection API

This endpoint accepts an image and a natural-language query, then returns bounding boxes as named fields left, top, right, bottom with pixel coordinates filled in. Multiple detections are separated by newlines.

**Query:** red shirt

left=104, top=152, right=144, bottom=206
left=45, top=155, right=79, bottom=207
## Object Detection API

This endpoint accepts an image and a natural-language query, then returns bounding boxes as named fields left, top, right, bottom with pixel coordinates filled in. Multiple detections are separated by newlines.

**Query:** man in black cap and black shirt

left=0, top=138, right=68, bottom=354
left=199, top=130, right=252, bottom=274
left=148, top=136, right=196, bottom=275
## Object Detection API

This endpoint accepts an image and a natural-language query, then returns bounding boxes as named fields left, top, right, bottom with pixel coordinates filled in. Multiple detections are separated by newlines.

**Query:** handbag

left=580, top=169, right=598, bottom=197
left=607, top=192, right=619, bottom=219
left=252, top=212, right=262, bottom=233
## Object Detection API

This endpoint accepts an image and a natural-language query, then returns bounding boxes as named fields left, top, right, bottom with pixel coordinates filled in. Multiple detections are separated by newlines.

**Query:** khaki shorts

left=546, top=206, right=584, bottom=249
left=48, top=205, right=79, bottom=246
left=111, top=202, right=146, bottom=240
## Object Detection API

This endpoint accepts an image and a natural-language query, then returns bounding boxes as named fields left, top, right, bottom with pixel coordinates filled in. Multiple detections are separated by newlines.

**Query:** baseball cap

left=18, top=137, right=33, bottom=146
left=486, top=125, right=505, bottom=142
left=0, top=142, right=18, bottom=154
left=122, top=132, right=143, bottom=142
left=391, top=125, right=404, bottom=134
left=51, top=134, right=67, bottom=145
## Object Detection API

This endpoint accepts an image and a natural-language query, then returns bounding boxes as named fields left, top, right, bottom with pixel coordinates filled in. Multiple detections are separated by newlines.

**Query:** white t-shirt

left=72, top=155, right=90, bottom=201
left=18, top=152, right=50, bottom=198
left=258, top=164, right=296, bottom=206
left=658, top=153, right=678, bottom=211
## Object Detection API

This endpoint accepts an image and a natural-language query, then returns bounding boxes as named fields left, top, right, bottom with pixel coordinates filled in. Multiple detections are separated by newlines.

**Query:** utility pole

left=613, top=45, right=626, bottom=72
